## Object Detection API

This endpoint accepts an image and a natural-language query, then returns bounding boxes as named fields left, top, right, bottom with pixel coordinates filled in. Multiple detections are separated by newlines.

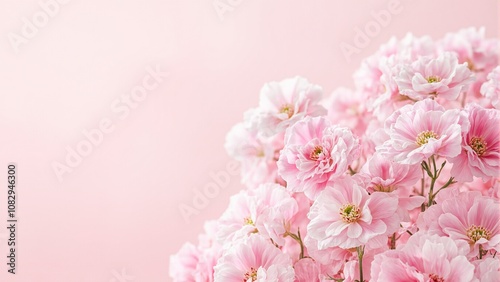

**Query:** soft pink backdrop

left=0, top=0, right=498, bottom=281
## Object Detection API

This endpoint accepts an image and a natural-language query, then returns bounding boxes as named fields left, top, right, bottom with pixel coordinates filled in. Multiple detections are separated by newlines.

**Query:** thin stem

left=390, top=233, right=396, bottom=249
left=285, top=229, right=305, bottom=260
left=430, top=177, right=456, bottom=202
left=425, top=156, right=447, bottom=207
left=297, top=229, right=305, bottom=259
left=357, top=246, right=365, bottom=282
left=420, top=167, right=426, bottom=212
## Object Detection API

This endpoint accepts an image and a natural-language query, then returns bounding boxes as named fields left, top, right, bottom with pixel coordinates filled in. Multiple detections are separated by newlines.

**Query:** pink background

left=0, top=0, right=498, bottom=281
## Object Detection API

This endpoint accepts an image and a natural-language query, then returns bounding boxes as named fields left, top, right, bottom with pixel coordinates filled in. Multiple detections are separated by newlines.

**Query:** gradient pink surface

left=0, top=0, right=498, bottom=281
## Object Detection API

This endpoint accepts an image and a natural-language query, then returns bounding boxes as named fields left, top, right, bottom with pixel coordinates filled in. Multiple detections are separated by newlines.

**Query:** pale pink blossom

left=225, top=121, right=282, bottom=188
left=307, top=176, right=400, bottom=249
left=253, top=184, right=299, bottom=246
left=473, top=257, right=500, bottom=282
left=169, top=243, right=200, bottom=282
left=303, top=233, right=352, bottom=274
left=195, top=246, right=220, bottom=282
left=395, top=52, right=474, bottom=101
left=440, top=27, right=499, bottom=102
left=216, top=184, right=298, bottom=245
left=354, top=34, right=436, bottom=110
left=324, top=87, right=370, bottom=137
left=361, top=154, right=425, bottom=222
left=293, top=258, right=321, bottom=282
left=417, top=190, right=500, bottom=257
left=449, top=104, right=500, bottom=182
left=379, top=98, right=463, bottom=164
left=361, top=153, right=421, bottom=195
left=372, top=34, right=437, bottom=119
left=253, top=76, right=326, bottom=137
left=213, top=235, right=295, bottom=282
left=216, top=188, right=260, bottom=244
left=371, top=232, right=475, bottom=282
left=195, top=221, right=221, bottom=282
left=481, top=66, right=500, bottom=109
left=277, top=116, right=360, bottom=200
left=440, top=27, right=499, bottom=75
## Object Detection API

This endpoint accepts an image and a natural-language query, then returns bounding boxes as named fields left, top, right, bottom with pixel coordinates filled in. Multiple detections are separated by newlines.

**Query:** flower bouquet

left=170, top=27, right=500, bottom=282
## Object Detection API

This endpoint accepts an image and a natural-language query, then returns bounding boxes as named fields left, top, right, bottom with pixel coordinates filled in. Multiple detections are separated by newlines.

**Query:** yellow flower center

left=416, top=130, right=439, bottom=146
left=469, top=136, right=487, bottom=156
left=244, top=217, right=254, bottom=226
left=279, top=104, right=294, bottom=118
left=310, top=145, right=323, bottom=161
left=466, top=225, right=491, bottom=243
left=426, top=76, right=442, bottom=83
left=244, top=267, right=258, bottom=281
left=340, top=204, right=361, bottom=223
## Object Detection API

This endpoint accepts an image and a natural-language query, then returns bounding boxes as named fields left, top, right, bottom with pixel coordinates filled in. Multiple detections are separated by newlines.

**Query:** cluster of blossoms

left=170, top=27, right=500, bottom=282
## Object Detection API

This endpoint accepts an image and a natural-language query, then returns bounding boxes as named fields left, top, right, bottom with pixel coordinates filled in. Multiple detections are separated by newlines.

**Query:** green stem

left=424, top=156, right=447, bottom=208
left=430, top=177, right=456, bottom=202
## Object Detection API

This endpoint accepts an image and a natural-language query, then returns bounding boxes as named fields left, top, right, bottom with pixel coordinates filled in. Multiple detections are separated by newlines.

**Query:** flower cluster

left=171, top=27, right=500, bottom=282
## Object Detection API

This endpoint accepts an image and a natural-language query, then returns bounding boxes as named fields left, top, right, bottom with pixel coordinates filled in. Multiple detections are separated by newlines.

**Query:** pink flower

left=293, top=258, right=321, bottom=282
left=303, top=233, right=353, bottom=274
left=216, top=189, right=260, bottom=244
left=361, top=153, right=421, bottom=195
left=379, top=98, right=463, bottom=164
left=169, top=243, right=200, bottom=282
left=418, top=190, right=500, bottom=257
left=354, top=33, right=436, bottom=106
left=253, top=184, right=299, bottom=246
left=195, top=221, right=221, bottom=282
left=213, top=235, right=295, bottom=282
left=217, top=184, right=298, bottom=245
left=481, top=66, right=500, bottom=109
left=277, top=116, right=360, bottom=200
left=360, top=153, right=425, bottom=222
left=195, top=247, right=220, bottom=282
left=439, top=27, right=498, bottom=105
left=440, top=27, right=499, bottom=78
left=324, top=87, right=370, bottom=137
left=371, top=232, right=475, bottom=282
left=395, top=52, right=474, bottom=101
left=307, top=176, right=400, bottom=249
left=449, top=104, right=500, bottom=182
left=225, top=121, right=283, bottom=188
left=473, top=257, right=500, bottom=282
left=253, top=76, right=326, bottom=137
